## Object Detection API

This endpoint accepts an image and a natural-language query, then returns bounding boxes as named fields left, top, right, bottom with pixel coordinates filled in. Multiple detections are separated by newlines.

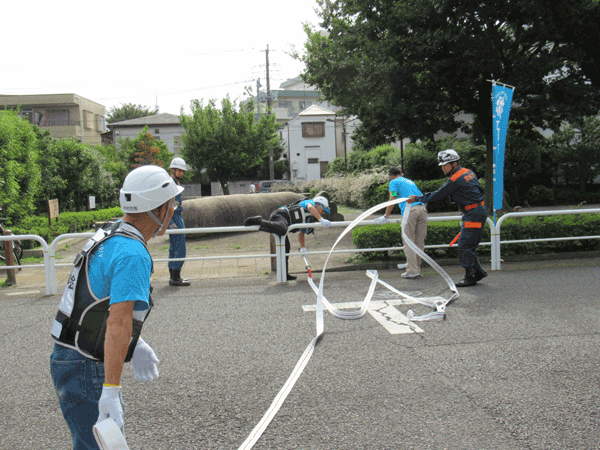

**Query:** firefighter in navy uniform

left=407, top=149, right=488, bottom=287
left=50, top=165, right=183, bottom=449
left=168, top=157, right=191, bottom=286
left=244, top=196, right=332, bottom=281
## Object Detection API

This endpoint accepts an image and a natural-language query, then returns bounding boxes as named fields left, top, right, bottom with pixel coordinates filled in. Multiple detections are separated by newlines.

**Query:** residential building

left=280, top=104, right=337, bottom=183
left=269, top=77, right=342, bottom=126
left=108, top=113, right=185, bottom=156
left=0, top=93, right=107, bottom=146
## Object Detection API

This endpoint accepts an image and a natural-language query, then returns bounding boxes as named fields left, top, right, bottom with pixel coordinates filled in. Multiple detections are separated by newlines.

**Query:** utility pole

left=262, top=45, right=275, bottom=179
left=256, top=78, right=261, bottom=120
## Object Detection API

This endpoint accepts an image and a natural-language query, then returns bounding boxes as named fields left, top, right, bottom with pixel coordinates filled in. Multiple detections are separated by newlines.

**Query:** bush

left=525, top=185, right=555, bottom=206
left=352, top=212, right=600, bottom=260
left=11, top=207, right=123, bottom=249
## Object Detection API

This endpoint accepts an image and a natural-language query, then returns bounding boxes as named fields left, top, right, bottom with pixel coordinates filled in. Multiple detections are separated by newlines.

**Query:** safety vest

left=278, top=200, right=312, bottom=232
left=50, top=221, right=153, bottom=362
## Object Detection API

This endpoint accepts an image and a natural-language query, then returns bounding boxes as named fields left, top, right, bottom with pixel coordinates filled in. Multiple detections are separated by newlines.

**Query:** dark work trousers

left=168, top=212, right=186, bottom=270
left=458, top=204, right=487, bottom=269
left=259, top=210, right=293, bottom=273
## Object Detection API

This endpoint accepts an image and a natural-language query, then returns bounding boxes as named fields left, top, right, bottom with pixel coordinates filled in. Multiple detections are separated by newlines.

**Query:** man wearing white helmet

left=50, top=165, right=182, bottom=449
left=167, top=157, right=191, bottom=286
left=244, top=195, right=332, bottom=281
left=407, top=149, right=487, bottom=287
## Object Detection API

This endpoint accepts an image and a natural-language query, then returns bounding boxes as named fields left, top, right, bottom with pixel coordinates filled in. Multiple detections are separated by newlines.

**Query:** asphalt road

left=1, top=258, right=599, bottom=450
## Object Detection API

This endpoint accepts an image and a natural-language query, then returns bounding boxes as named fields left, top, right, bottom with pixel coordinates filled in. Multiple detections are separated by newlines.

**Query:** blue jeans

left=168, top=212, right=186, bottom=270
left=50, top=343, right=105, bottom=450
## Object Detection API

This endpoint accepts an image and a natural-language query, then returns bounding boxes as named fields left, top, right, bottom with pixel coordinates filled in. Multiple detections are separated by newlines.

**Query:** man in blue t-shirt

left=50, top=165, right=183, bottom=449
left=375, top=167, right=428, bottom=278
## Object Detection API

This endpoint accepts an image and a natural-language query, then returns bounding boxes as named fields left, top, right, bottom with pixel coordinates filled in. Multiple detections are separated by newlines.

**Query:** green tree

left=118, top=127, right=173, bottom=170
left=180, top=96, right=280, bottom=195
left=300, top=0, right=600, bottom=213
left=38, top=136, right=117, bottom=211
left=107, top=103, right=157, bottom=124
left=0, top=111, right=41, bottom=222
left=549, top=116, right=600, bottom=193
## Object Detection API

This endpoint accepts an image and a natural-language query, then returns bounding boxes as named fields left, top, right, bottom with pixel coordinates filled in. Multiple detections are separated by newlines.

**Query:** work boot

left=244, top=216, right=263, bottom=226
left=169, top=269, right=191, bottom=286
left=474, top=259, right=488, bottom=282
left=286, top=273, right=297, bottom=281
left=456, top=268, right=477, bottom=287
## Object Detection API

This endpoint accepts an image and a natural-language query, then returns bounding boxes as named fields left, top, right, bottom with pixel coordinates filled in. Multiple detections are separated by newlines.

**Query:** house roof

left=298, top=104, right=336, bottom=116
left=108, top=113, right=181, bottom=127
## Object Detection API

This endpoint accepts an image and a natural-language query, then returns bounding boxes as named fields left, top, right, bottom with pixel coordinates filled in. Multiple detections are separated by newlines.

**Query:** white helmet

left=120, top=165, right=184, bottom=213
left=170, top=157, right=187, bottom=171
left=438, top=149, right=460, bottom=166
left=313, top=196, right=330, bottom=213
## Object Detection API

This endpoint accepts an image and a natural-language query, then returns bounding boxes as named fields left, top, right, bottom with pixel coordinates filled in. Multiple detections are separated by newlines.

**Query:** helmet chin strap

left=148, top=201, right=171, bottom=238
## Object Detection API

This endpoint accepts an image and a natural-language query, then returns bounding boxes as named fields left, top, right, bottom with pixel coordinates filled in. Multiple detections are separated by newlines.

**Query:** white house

left=281, top=104, right=337, bottom=183
left=108, top=113, right=185, bottom=156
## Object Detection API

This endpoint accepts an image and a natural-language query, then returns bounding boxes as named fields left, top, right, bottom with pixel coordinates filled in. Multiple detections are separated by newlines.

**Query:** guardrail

left=2, top=208, right=600, bottom=295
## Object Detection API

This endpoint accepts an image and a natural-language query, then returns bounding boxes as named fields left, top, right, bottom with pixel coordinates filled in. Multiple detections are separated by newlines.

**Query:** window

left=174, top=135, right=183, bottom=154
left=96, top=115, right=106, bottom=132
left=83, top=110, right=93, bottom=129
left=307, top=158, right=319, bottom=164
left=20, top=110, right=43, bottom=125
left=299, top=101, right=312, bottom=110
left=302, top=122, right=325, bottom=137
left=39, top=110, right=70, bottom=126
left=278, top=101, right=291, bottom=108
left=155, top=128, right=160, bottom=134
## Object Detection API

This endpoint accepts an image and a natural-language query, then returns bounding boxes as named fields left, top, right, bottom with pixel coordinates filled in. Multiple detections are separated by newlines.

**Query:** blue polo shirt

left=87, top=235, right=152, bottom=311
left=389, top=177, right=425, bottom=215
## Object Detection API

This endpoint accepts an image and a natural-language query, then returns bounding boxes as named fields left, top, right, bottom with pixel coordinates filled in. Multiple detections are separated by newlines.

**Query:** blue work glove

left=375, top=215, right=388, bottom=226
left=319, top=218, right=332, bottom=228
left=97, top=386, right=125, bottom=433
left=131, top=337, right=160, bottom=382
left=300, top=247, right=307, bottom=254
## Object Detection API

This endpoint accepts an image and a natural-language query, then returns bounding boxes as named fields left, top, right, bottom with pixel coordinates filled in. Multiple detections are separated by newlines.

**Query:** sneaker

left=397, top=263, right=407, bottom=270
left=401, top=272, right=421, bottom=279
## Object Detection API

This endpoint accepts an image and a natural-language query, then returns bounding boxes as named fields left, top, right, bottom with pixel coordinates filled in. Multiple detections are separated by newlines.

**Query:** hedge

left=10, top=207, right=124, bottom=249
left=352, top=212, right=600, bottom=261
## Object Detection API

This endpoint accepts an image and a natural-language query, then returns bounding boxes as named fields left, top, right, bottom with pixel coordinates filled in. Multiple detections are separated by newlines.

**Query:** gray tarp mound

left=181, top=192, right=307, bottom=229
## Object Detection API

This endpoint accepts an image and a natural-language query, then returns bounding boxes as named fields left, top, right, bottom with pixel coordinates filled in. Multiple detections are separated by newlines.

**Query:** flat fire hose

left=238, top=198, right=458, bottom=449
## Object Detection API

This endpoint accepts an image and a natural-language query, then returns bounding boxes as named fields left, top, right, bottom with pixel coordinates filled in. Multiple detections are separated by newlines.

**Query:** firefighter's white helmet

left=119, top=165, right=184, bottom=213
left=169, top=157, right=188, bottom=171
left=438, top=149, right=460, bottom=166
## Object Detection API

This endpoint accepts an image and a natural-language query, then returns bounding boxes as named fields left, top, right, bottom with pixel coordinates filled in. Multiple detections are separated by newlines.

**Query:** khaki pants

left=402, top=204, right=428, bottom=275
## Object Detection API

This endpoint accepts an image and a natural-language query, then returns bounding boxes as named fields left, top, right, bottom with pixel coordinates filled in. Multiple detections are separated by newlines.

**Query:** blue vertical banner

left=492, top=81, right=514, bottom=212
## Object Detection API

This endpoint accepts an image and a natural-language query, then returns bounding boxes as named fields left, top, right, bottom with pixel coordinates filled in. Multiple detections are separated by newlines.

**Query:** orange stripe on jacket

left=464, top=221, right=482, bottom=229
left=450, top=168, right=469, bottom=182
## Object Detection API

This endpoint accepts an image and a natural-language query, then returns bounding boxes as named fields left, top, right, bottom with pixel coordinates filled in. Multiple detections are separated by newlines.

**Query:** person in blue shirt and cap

left=375, top=167, right=428, bottom=279
left=244, top=196, right=332, bottom=280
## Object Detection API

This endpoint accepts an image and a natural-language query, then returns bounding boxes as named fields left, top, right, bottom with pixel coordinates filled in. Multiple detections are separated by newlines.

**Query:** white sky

left=2, top=0, right=322, bottom=116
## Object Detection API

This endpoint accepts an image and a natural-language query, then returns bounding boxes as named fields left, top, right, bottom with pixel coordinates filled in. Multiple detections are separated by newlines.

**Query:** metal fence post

left=4, top=230, right=16, bottom=285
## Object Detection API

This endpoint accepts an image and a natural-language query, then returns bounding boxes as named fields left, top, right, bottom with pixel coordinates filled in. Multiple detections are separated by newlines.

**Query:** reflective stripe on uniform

left=464, top=221, right=482, bottom=228
left=465, top=201, right=485, bottom=211
left=450, top=167, right=470, bottom=182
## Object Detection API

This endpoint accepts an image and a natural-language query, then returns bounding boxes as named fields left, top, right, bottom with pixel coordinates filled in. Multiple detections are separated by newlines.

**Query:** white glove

left=375, top=215, right=388, bottom=225
left=300, top=247, right=307, bottom=254
left=131, top=337, right=160, bottom=382
left=97, top=386, right=125, bottom=433
left=319, top=218, right=332, bottom=228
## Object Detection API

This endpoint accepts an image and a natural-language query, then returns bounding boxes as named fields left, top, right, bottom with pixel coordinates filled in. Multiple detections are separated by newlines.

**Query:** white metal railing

left=492, top=208, right=600, bottom=270
left=3, top=208, right=600, bottom=294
